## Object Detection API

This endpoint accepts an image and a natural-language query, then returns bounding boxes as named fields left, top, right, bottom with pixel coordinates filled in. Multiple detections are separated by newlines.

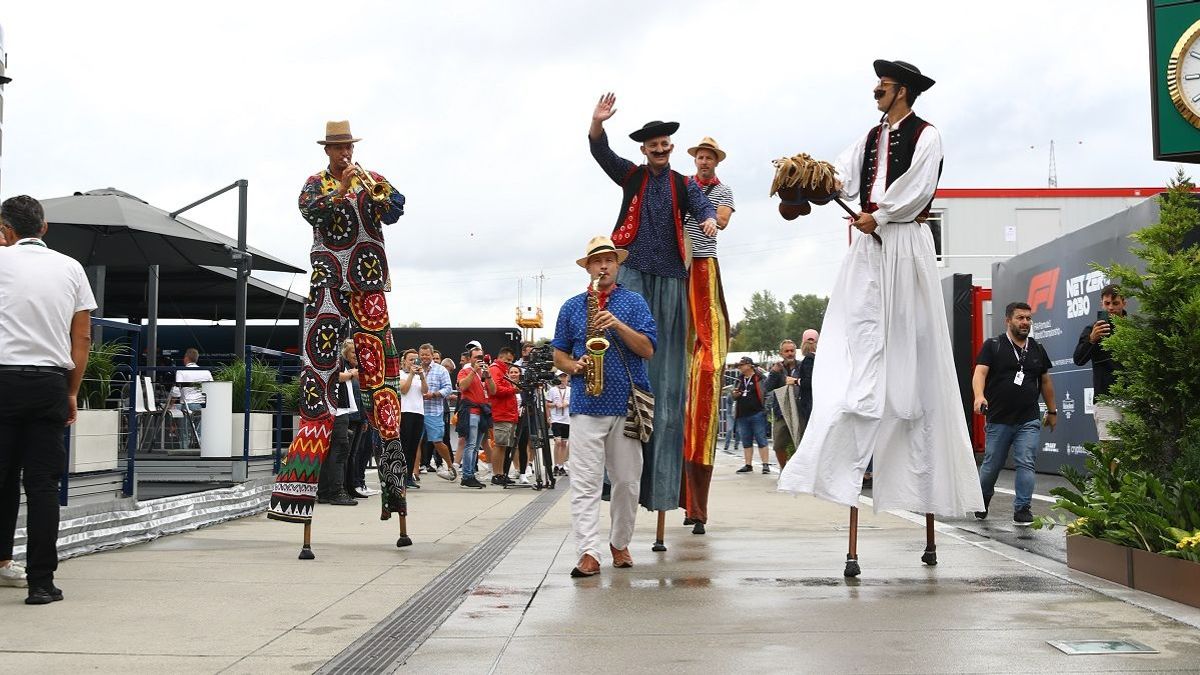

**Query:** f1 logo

left=1027, top=267, right=1060, bottom=312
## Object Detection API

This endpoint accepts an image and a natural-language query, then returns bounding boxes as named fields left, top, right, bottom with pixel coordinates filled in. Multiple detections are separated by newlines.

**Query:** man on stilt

left=775, top=61, right=984, bottom=576
left=679, top=137, right=735, bottom=536
left=267, top=121, right=413, bottom=555
left=587, top=93, right=717, bottom=552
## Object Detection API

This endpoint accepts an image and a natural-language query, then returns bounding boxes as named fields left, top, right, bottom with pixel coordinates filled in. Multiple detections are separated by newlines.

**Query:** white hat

left=466, top=340, right=482, bottom=350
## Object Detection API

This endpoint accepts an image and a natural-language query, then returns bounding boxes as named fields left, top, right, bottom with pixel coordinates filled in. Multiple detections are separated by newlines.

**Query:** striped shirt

left=422, top=361, right=452, bottom=416
left=684, top=179, right=735, bottom=258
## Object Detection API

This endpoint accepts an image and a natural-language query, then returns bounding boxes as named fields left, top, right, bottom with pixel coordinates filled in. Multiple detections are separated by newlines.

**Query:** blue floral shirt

left=551, top=286, right=656, bottom=417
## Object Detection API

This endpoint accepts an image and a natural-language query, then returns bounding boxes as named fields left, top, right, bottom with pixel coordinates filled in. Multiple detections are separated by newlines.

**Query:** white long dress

left=777, top=115, right=985, bottom=517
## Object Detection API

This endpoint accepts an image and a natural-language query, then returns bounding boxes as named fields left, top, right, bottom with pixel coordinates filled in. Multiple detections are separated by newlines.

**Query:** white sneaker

left=518, top=474, right=530, bottom=485
left=0, top=562, right=28, bottom=588
left=358, top=487, right=379, bottom=496
left=437, top=465, right=458, bottom=481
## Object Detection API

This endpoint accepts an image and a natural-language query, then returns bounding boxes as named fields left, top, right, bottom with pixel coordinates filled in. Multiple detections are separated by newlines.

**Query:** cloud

left=0, top=0, right=1173, bottom=334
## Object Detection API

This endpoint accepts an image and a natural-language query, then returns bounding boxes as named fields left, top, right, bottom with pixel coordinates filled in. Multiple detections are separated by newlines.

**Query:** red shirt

left=489, top=361, right=519, bottom=423
left=457, top=365, right=488, bottom=407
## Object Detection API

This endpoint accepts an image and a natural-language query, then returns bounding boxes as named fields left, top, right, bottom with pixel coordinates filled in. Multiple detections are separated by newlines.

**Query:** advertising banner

left=990, top=198, right=1155, bottom=473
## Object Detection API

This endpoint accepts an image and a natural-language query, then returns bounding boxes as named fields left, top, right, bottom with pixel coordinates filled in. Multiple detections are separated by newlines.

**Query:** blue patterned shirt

left=589, top=132, right=716, bottom=279
left=551, top=286, right=656, bottom=417
left=422, top=361, right=452, bottom=417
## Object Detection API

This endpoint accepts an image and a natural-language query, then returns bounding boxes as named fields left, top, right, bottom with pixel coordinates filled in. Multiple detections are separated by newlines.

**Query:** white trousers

left=569, top=413, right=643, bottom=561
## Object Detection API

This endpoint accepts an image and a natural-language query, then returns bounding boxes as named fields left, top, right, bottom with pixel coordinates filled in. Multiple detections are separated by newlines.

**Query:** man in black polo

left=0, top=196, right=97, bottom=604
left=972, top=302, right=1057, bottom=526
left=1072, top=284, right=1125, bottom=440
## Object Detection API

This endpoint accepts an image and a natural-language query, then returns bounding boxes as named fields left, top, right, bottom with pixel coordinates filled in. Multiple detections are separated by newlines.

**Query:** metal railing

left=246, top=345, right=302, bottom=475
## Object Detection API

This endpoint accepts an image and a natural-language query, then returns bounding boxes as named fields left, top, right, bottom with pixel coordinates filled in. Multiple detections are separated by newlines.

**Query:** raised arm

left=588, top=93, right=636, bottom=185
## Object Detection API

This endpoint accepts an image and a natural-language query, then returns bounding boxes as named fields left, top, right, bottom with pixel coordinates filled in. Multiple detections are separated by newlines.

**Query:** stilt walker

left=586, top=94, right=718, bottom=553
left=774, top=61, right=983, bottom=576
left=679, top=137, right=735, bottom=536
left=267, top=121, right=411, bottom=556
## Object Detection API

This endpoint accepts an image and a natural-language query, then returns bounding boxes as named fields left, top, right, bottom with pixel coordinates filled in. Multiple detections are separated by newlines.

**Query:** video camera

left=519, top=343, right=559, bottom=390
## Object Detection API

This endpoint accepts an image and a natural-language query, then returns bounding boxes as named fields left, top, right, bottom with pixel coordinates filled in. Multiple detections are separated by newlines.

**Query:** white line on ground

left=992, top=486, right=1058, bottom=504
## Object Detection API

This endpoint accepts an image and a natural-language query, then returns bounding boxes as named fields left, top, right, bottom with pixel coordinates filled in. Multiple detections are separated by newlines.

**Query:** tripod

left=518, top=383, right=556, bottom=490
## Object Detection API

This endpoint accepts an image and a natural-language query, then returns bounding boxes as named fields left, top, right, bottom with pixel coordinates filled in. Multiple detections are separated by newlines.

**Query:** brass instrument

left=350, top=162, right=390, bottom=202
left=584, top=276, right=610, bottom=396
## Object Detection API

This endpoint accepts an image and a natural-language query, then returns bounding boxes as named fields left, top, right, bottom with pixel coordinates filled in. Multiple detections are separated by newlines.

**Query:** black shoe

left=413, top=473, right=421, bottom=483
left=328, top=491, right=358, bottom=506
left=25, top=585, right=63, bottom=605
left=491, top=475, right=503, bottom=486
left=762, top=464, right=771, bottom=474
left=1013, top=507, right=1034, bottom=526
left=405, top=478, right=420, bottom=489
left=351, top=489, right=371, bottom=499
left=683, top=517, right=695, bottom=526
left=317, top=495, right=330, bottom=504
left=461, top=476, right=485, bottom=489
left=692, top=522, right=706, bottom=535
left=736, top=464, right=753, bottom=473
left=396, top=535, right=413, bottom=548
left=974, top=494, right=992, bottom=520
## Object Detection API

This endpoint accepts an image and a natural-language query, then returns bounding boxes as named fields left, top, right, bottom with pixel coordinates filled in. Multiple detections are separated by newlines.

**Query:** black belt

left=0, top=365, right=70, bottom=376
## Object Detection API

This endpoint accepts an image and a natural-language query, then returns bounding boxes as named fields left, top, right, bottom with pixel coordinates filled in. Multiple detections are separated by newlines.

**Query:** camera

left=519, top=344, right=559, bottom=390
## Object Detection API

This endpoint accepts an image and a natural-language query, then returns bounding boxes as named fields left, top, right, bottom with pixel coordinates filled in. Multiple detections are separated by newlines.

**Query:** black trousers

left=0, top=372, right=69, bottom=588
left=317, top=414, right=351, bottom=498
left=399, top=412, right=424, bottom=479
left=342, top=418, right=369, bottom=490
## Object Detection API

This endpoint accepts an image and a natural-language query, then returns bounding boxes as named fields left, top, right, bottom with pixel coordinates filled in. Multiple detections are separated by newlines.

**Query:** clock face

left=1168, top=19, right=1200, bottom=128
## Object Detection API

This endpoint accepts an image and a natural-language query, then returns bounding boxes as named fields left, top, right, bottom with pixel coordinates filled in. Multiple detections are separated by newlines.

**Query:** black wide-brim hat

left=629, top=120, right=680, bottom=143
left=873, top=59, right=935, bottom=93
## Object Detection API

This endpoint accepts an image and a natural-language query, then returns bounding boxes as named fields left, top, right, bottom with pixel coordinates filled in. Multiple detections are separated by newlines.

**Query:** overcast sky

left=0, top=1, right=1179, bottom=334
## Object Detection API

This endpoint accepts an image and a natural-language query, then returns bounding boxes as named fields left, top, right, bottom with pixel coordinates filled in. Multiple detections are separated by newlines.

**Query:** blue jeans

left=735, top=411, right=769, bottom=448
left=461, top=413, right=481, bottom=479
left=179, top=403, right=203, bottom=449
left=978, top=419, right=1040, bottom=511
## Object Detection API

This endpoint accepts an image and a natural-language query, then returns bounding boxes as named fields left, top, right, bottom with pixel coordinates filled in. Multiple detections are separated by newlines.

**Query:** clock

left=1168, top=18, right=1200, bottom=129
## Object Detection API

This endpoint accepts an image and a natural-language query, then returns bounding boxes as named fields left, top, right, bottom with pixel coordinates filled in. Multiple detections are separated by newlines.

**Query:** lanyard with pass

left=1008, top=335, right=1027, bottom=386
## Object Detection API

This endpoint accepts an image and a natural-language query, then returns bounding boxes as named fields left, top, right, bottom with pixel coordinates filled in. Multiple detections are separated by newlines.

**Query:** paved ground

left=4, top=452, right=1199, bottom=674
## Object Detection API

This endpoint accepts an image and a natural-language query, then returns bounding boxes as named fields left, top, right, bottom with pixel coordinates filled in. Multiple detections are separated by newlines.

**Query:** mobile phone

left=1097, top=310, right=1115, bottom=334
left=1097, top=310, right=1110, bottom=321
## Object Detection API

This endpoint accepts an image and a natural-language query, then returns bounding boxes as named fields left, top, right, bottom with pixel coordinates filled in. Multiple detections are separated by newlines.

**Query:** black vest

left=611, top=166, right=690, bottom=262
left=858, top=113, right=942, bottom=220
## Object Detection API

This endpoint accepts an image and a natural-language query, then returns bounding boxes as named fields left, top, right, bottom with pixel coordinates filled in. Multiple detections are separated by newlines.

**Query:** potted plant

left=70, top=340, right=130, bottom=473
left=1037, top=172, right=1200, bottom=607
left=213, top=359, right=282, bottom=456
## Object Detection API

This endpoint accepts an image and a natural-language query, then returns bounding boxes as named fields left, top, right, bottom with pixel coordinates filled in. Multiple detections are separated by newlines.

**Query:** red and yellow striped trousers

left=680, top=257, right=729, bottom=524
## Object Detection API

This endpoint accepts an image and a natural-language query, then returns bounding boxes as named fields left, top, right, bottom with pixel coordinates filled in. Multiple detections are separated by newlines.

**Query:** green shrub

left=79, top=340, right=131, bottom=409
left=213, top=359, right=282, bottom=413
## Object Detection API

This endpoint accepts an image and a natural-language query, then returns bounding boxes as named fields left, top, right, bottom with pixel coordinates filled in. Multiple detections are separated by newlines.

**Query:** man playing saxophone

left=553, top=236, right=656, bottom=578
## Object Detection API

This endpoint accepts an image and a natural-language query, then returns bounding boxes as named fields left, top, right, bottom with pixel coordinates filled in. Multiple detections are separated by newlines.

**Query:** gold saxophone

left=584, top=276, right=610, bottom=396
left=350, top=162, right=391, bottom=202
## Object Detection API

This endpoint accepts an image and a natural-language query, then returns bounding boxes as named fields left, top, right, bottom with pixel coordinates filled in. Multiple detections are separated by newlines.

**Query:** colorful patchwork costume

left=267, top=168, right=407, bottom=524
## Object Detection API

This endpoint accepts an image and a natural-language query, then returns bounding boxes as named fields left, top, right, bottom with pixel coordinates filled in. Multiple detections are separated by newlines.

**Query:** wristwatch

left=1046, top=411, right=1057, bottom=415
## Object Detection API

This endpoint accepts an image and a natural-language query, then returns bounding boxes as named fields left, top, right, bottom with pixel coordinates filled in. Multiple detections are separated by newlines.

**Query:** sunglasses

left=873, top=81, right=902, bottom=100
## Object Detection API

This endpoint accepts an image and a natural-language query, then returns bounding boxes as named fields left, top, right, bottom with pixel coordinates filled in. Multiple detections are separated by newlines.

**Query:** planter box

left=1132, top=549, right=1200, bottom=609
left=1066, top=534, right=1133, bottom=586
left=231, top=412, right=275, bottom=456
left=69, top=409, right=120, bottom=473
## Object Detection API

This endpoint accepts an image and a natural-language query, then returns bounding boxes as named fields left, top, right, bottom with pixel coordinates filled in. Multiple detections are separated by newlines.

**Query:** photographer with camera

left=1073, top=284, right=1126, bottom=441
left=456, top=345, right=495, bottom=489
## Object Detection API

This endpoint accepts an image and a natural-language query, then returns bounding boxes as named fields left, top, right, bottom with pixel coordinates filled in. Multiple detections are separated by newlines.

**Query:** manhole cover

left=1048, top=639, right=1158, bottom=655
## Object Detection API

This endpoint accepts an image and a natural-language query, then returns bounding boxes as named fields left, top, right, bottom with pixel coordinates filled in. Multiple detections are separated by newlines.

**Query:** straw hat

left=687, top=136, right=726, bottom=162
left=317, top=120, right=362, bottom=145
left=575, top=235, right=629, bottom=268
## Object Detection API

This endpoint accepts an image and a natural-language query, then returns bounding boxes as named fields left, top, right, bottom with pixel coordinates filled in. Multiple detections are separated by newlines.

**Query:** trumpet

left=349, top=162, right=390, bottom=202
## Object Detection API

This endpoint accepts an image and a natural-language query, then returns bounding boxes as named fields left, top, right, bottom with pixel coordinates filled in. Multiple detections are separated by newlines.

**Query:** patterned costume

left=680, top=176, right=734, bottom=525
left=268, top=168, right=407, bottom=524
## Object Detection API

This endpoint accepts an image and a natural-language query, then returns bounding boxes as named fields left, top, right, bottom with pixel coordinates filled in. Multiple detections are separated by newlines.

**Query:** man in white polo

left=170, top=348, right=213, bottom=449
left=0, top=195, right=97, bottom=605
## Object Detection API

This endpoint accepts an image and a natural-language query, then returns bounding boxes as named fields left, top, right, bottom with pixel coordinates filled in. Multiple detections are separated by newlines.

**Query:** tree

left=729, top=291, right=829, bottom=353
left=729, top=291, right=787, bottom=352
left=785, top=293, right=829, bottom=339
left=1101, top=169, right=1200, bottom=480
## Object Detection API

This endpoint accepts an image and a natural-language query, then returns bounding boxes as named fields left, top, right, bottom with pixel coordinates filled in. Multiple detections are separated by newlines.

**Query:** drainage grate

left=1048, top=639, right=1159, bottom=655
left=317, top=485, right=565, bottom=674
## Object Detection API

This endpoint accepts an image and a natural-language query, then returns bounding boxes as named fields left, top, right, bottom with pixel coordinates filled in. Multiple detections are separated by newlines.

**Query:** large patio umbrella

left=102, top=265, right=305, bottom=321
left=40, top=188, right=307, bottom=359
left=41, top=188, right=302, bottom=272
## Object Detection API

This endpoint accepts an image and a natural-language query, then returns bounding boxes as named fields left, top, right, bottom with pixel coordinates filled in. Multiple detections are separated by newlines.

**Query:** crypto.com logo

left=1026, top=267, right=1060, bottom=313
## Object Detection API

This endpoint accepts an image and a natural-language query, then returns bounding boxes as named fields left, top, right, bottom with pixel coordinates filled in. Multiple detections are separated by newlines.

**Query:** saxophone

left=584, top=276, right=610, bottom=396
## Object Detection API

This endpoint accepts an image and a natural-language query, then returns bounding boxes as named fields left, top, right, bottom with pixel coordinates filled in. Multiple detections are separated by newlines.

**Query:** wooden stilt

left=299, top=521, right=315, bottom=560
left=844, top=506, right=860, bottom=577
left=652, top=510, right=667, bottom=552
left=921, top=513, right=938, bottom=565
left=396, top=515, right=412, bottom=548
